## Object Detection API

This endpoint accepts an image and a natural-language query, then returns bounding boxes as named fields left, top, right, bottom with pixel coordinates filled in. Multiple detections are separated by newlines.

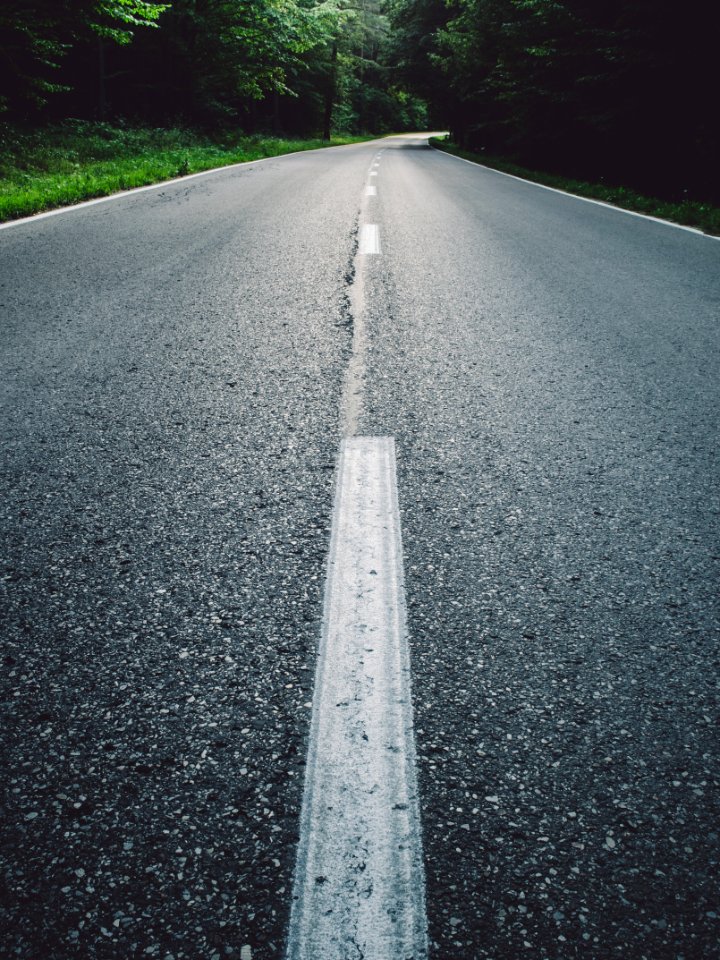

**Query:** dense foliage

left=2, top=1, right=716, bottom=199
left=0, top=0, right=425, bottom=135
left=0, top=1, right=169, bottom=113
left=389, top=0, right=719, bottom=201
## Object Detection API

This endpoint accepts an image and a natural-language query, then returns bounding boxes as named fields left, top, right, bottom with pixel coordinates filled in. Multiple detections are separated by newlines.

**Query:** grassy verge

left=0, top=121, right=376, bottom=222
left=430, top=137, right=720, bottom=237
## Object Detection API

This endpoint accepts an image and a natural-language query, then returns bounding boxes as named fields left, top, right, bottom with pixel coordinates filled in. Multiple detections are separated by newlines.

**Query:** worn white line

left=431, top=143, right=720, bottom=240
left=369, top=171, right=378, bottom=177
left=359, top=223, right=381, bottom=255
left=365, top=185, right=377, bottom=197
left=286, top=437, right=427, bottom=960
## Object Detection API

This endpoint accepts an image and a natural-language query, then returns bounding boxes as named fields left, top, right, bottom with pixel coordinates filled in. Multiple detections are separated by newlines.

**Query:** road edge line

left=0, top=138, right=387, bottom=233
left=429, top=143, right=720, bottom=241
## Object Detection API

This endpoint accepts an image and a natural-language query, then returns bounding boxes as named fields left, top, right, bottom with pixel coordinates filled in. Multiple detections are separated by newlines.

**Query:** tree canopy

left=1, top=0, right=716, bottom=198
left=387, top=0, right=719, bottom=201
left=0, top=0, right=426, bottom=135
left=0, top=1, right=169, bottom=112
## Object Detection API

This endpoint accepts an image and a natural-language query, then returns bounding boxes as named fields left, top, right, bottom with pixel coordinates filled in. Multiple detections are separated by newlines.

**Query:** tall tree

left=387, top=0, right=452, bottom=126
left=394, top=0, right=719, bottom=200
left=0, top=0, right=168, bottom=115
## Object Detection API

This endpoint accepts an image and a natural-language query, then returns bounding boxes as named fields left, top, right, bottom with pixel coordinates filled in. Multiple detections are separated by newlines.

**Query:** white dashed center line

left=359, top=223, right=381, bottom=255
left=286, top=437, right=427, bottom=960
left=365, top=185, right=377, bottom=196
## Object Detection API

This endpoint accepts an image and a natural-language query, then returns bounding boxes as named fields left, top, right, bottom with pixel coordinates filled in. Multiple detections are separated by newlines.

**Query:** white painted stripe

left=0, top=139, right=388, bottom=232
left=286, top=437, right=427, bottom=960
left=369, top=171, right=378, bottom=177
left=359, top=223, right=381, bottom=255
left=365, top=185, right=377, bottom=196
left=431, top=143, right=719, bottom=240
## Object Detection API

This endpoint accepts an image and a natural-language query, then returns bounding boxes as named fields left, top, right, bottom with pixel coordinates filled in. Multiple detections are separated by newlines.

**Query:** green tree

left=118, top=0, right=344, bottom=122
left=387, top=0, right=452, bottom=125
left=0, top=0, right=168, bottom=114
left=314, top=0, right=427, bottom=137
left=395, top=0, right=719, bottom=200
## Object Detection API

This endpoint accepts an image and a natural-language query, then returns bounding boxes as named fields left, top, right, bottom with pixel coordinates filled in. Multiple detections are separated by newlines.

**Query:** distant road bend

left=1, top=134, right=719, bottom=960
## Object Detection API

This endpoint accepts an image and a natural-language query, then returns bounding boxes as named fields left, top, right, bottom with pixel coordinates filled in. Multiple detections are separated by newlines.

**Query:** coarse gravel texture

left=2, top=134, right=720, bottom=960
left=0, top=142, right=382, bottom=959
left=360, top=142, right=720, bottom=958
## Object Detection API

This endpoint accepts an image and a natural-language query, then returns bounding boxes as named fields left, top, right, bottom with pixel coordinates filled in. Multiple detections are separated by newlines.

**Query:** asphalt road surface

left=2, top=134, right=719, bottom=959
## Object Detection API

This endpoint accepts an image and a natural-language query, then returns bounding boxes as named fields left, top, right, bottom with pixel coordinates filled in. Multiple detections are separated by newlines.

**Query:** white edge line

left=430, top=143, right=720, bottom=240
left=0, top=138, right=387, bottom=232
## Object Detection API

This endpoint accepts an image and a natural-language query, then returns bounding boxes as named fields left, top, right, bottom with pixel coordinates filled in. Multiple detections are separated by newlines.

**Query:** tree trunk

left=322, top=41, right=338, bottom=141
left=97, top=38, right=106, bottom=120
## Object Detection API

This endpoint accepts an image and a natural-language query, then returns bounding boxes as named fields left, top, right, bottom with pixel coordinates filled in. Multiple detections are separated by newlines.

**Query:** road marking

left=431, top=144, right=720, bottom=240
left=365, top=185, right=377, bottom=196
left=369, top=171, right=378, bottom=177
left=0, top=139, right=390, bottom=232
left=286, top=437, right=427, bottom=960
left=359, top=223, right=381, bottom=255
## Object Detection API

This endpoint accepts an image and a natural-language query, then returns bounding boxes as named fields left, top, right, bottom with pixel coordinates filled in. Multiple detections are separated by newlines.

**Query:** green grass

left=0, top=120, right=375, bottom=222
left=430, top=137, right=720, bottom=237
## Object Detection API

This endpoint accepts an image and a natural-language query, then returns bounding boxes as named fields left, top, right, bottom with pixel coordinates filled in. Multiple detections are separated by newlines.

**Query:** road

left=1, top=134, right=719, bottom=959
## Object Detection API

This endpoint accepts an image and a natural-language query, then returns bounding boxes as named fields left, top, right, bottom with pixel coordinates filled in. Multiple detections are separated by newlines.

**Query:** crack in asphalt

left=339, top=212, right=368, bottom=437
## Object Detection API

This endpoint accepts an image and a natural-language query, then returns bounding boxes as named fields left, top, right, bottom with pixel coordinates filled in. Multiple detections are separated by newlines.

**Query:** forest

left=1, top=1, right=717, bottom=206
